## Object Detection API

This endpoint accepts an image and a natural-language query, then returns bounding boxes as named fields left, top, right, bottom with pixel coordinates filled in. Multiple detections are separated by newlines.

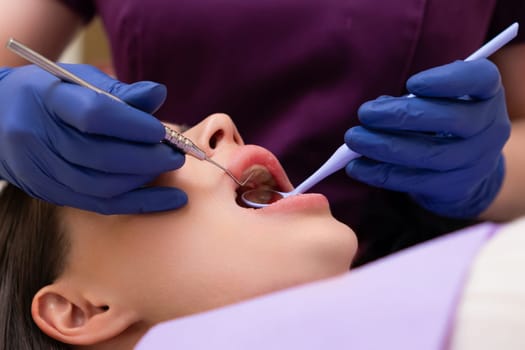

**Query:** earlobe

left=31, top=285, right=139, bottom=345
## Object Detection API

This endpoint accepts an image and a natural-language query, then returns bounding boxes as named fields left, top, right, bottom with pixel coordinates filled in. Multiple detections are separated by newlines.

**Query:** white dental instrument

left=242, top=145, right=360, bottom=208
left=5, top=38, right=250, bottom=187
left=241, top=22, right=519, bottom=208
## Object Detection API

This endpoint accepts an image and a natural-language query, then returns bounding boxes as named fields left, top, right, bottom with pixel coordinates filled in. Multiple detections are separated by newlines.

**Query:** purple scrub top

left=59, top=0, right=525, bottom=262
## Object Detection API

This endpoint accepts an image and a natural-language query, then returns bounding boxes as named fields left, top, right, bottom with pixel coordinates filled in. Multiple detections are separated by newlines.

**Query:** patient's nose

left=196, top=114, right=243, bottom=154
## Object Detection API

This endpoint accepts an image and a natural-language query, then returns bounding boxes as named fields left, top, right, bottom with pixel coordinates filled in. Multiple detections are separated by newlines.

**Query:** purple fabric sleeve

left=135, top=223, right=499, bottom=350
left=56, top=0, right=96, bottom=22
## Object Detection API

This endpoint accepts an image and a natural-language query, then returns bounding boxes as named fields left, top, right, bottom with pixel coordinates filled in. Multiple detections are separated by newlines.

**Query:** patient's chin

left=316, top=223, right=357, bottom=272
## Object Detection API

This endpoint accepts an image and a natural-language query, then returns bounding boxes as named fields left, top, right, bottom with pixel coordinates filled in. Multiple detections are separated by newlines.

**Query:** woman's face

left=58, top=114, right=357, bottom=325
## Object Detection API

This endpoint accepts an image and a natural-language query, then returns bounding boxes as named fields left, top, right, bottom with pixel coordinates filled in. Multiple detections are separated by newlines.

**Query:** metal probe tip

left=204, top=156, right=253, bottom=186
left=163, top=125, right=252, bottom=186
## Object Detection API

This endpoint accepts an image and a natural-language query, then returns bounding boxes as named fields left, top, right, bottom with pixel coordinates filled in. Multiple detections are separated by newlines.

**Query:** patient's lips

left=228, top=145, right=331, bottom=213
left=227, top=146, right=293, bottom=207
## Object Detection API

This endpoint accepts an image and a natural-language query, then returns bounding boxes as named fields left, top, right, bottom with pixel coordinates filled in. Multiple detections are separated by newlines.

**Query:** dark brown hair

left=0, top=184, right=70, bottom=350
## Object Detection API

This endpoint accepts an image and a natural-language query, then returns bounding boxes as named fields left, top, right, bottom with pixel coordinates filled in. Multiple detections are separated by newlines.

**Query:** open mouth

left=227, top=145, right=292, bottom=209
left=235, top=165, right=282, bottom=208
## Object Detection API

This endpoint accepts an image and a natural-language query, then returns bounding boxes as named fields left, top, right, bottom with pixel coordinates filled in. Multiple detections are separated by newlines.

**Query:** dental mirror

left=241, top=145, right=360, bottom=208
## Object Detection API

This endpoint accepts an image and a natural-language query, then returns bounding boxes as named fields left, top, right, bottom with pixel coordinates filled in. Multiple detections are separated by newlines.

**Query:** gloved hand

left=345, top=59, right=511, bottom=218
left=0, top=64, right=187, bottom=214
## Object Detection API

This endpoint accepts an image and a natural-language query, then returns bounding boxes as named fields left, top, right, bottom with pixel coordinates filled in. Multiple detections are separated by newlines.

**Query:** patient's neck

left=75, top=322, right=149, bottom=350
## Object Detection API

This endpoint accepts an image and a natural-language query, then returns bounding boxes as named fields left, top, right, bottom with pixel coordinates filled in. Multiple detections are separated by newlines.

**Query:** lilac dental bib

left=136, top=223, right=498, bottom=350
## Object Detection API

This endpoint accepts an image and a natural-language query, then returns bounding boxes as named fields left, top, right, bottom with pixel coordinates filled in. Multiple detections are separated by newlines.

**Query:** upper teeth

left=240, top=165, right=277, bottom=190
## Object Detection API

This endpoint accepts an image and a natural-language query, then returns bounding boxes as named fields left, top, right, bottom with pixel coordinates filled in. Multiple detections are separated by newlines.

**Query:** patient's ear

left=31, top=284, right=139, bottom=345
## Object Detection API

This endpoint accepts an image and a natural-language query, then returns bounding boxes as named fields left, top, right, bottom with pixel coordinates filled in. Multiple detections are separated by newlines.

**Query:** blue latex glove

left=0, top=64, right=187, bottom=214
left=345, top=59, right=511, bottom=218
